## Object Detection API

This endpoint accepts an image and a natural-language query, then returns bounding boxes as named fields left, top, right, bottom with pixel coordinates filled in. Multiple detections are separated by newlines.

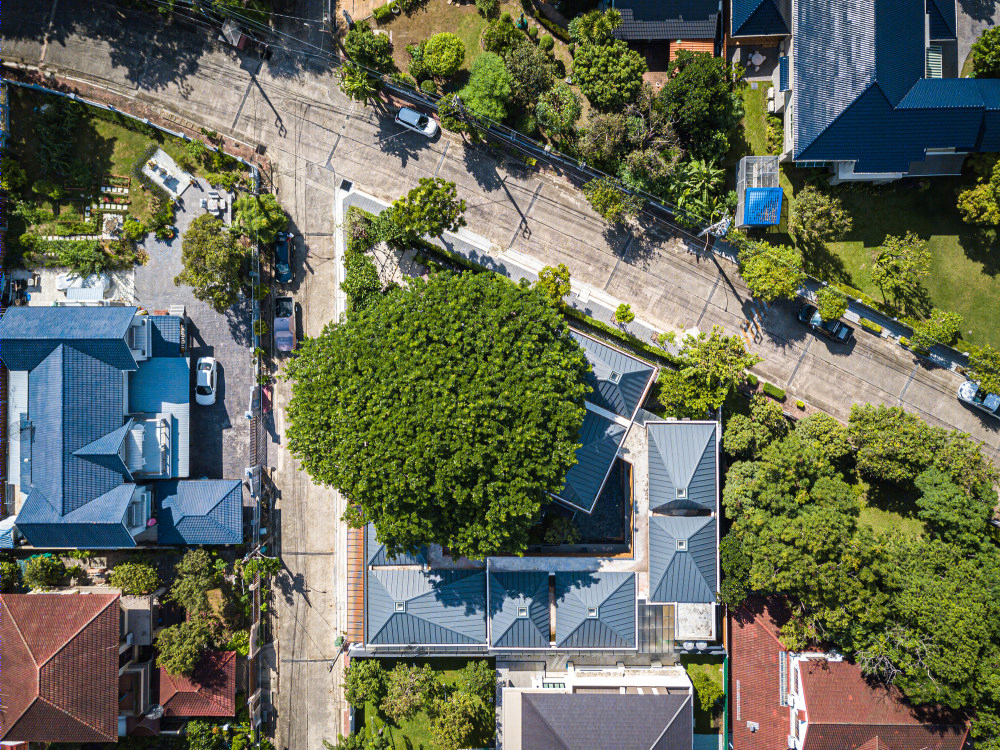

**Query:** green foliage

left=459, top=53, right=515, bottom=121
left=345, top=659, right=388, bottom=708
left=423, top=33, right=465, bottom=78
left=1, top=559, right=23, bottom=593
left=383, top=663, right=443, bottom=723
left=420, top=78, right=438, bottom=94
left=504, top=40, right=556, bottom=107
left=20, top=236, right=116, bottom=277
left=871, top=232, right=930, bottom=307
left=536, top=84, right=582, bottom=139
left=155, top=618, right=211, bottom=677
left=582, top=177, right=643, bottom=224
left=723, top=393, right=789, bottom=459
left=175, top=213, right=249, bottom=313
left=614, top=303, right=635, bottom=324
left=789, top=186, right=852, bottom=245
left=815, top=286, right=849, bottom=321
left=340, top=63, right=380, bottom=104
left=430, top=691, right=491, bottom=750
left=234, top=193, right=288, bottom=246
left=746, top=373, right=758, bottom=387
left=957, top=179, right=1000, bottom=227
left=169, top=549, right=223, bottom=616
left=36, top=98, right=80, bottom=177
left=795, top=400, right=805, bottom=409
left=910, top=307, right=963, bottom=350
left=284, top=272, right=590, bottom=559
left=539, top=34, right=554, bottom=51
left=254, top=319, right=269, bottom=337
left=373, top=4, right=393, bottom=22
left=456, top=660, right=496, bottom=706
left=345, top=24, right=395, bottom=73
left=24, top=555, right=66, bottom=590
left=659, top=50, right=744, bottom=161
left=185, top=721, right=228, bottom=750
left=737, top=238, right=805, bottom=303
left=481, top=17, right=522, bottom=56
left=535, top=263, right=571, bottom=306
left=572, top=39, right=647, bottom=111
left=859, top=318, right=883, bottom=334
left=437, top=95, right=467, bottom=132
left=1, top=155, right=28, bottom=192
left=227, top=629, right=250, bottom=656
left=387, top=177, right=467, bottom=239
left=343, top=250, right=382, bottom=313
left=568, top=9, right=621, bottom=45
left=690, top=670, right=724, bottom=714
left=968, top=344, right=1000, bottom=395
left=543, top=514, right=581, bottom=545
left=761, top=381, right=785, bottom=401
left=718, top=532, right=751, bottom=607
left=971, top=26, right=1000, bottom=78
left=186, top=138, right=209, bottom=165
left=914, top=469, right=991, bottom=551
left=109, top=560, right=160, bottom=595
left=475, top=0, right=499, bottom=18
left=121, top=218, right=147, bottom=242
left=527, top=25, right=538, bottom=39
left=670, top=158, right=729, bottom=223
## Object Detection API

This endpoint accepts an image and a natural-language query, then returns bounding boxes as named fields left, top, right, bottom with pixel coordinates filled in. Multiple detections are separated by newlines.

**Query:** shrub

left=899, top=336, right=910, bottom=348
left=657, top=330, right=677, bottom=347
left=746, top=373, right=759, bottom=387
left=859, top=318, right=883, bottom=334
left=528, top=25, right=538, bottom=39
left=156, top=618, right=212, bottom=677
left=614, top=303, right=635, bottom=324
left=342, top=250, right=382, bottom=312
left=482, top=18, right=523, bottom=56
left=254, top=319, right=269, bottom=337
left=795, top=400, right=805, bottom=410
left=345, top=24, right=395, bottom=73
left=475, top=0, right=499, bottom=17
left=24, top=555, right=66, bottom=590
left=539, top=34, right=554, bottom=51
left=420, top=78, right=438, bottom=94
left=121, top=218, right=147, bottom=242
left=1, top=559, right=23, bottom=593
left=762, top=381, right=785, bottom=401
left=543, top=515, right=580, bottom=545
left=373, top=4, right=393, bottom=22
left=170, top=549, right=224, bottom=615
left=109, top=560, right=160, bottom=595
left=344, top=659, right=387, bottom=708
left=815, top=286, right=848, bottom=322
left=228, top=629, right=250, bottom=656
left=690, top=670, right=724, bottom=715
left=423, top=33, right=466, bottom=78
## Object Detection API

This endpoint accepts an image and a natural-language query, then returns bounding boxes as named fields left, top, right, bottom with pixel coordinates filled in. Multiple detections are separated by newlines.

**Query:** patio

left=142, top=147, right=193, bottom=199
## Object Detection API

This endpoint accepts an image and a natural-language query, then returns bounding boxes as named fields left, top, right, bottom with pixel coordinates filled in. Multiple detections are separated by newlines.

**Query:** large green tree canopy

left=284, top=272, right=590, bottom=559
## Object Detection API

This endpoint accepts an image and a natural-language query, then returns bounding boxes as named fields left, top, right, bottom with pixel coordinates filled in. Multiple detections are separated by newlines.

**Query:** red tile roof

left=0, top=593, right=120, bottom=743
left=799, top=660, right=968, bottom=750
left=158, top=650, right=237, bottom=717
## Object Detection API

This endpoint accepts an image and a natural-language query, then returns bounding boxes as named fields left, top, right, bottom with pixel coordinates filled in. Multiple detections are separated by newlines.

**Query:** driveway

left=957, top=0, right=999, bottom=71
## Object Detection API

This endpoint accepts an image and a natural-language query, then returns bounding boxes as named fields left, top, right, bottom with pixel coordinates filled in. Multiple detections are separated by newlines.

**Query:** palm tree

left=339, top=63, right=379, bottom=105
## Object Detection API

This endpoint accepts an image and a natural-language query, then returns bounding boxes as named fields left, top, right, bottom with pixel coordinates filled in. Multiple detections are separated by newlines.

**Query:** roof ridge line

left=4, top=597, right=44, bottom=670
left=35, top=694, right=115, bottom=739
left=647, top=693, right=691, bottom=750
left=41, top=594, right=119, bottom=671
left=796, top=81, right=883, bottom=158
left=523, top=694, right=573, bottom=750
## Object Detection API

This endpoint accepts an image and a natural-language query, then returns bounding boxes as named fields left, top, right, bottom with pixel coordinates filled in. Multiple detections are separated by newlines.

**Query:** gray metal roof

left=365, top=523, right=427, bottom=567
left=156, top=480, right=244, bottom=545
left=571, top=331, right=656, bottom=420
left=554, top=572, right=636, bottom=649
left=0, top=306, right=138, bottom=372
left=647, top=422, right=717, bottom=513
left=612, top=0, right=719, bottom=41
left=557, top=411, right=627, bottom=514
left=521, top=692, right=693, bottom=750
left=367, top=569, right=487, bottom=646
left=489, top=571, right=550, bottom=649
left=649, top=515, right=716, bottom=603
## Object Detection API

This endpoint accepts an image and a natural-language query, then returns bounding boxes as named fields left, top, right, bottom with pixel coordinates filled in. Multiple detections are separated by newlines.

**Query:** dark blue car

left=797, top=304, right=853, bottom=343
left=274, top=232, right=294, bottom=284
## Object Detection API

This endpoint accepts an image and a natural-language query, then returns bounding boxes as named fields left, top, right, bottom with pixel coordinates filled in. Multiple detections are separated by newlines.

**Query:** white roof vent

left=394, top=601, right=406, bottom=613
left=587, top=607, right=599, bottom=618
left=517, top=606, right=529, bottom=618
left=676, top=538, right=688, bottom=551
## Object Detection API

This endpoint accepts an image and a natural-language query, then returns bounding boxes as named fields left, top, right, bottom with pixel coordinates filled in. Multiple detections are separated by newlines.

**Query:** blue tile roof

left=731, top=0, right=789, bottom=36
left=743, top=187, right=783, bottom=226
left=148, top=315, right=183, bottom=357
left=612, top=0, right=719, bottom=41
left=927, top=0, right=955, bottom=39
left=647, top=422, right=718, bottom=513
left=571, top=331, right=656, bottom=420
left=794, top=0, right=1000, bottom=173
left=0, top=306, right=137, bottom=371
left=16, top=484, right=137, bottom=548
left=489, top=571, right=550, bottom=649
left=365, top=523, right=427, bottom=566
left=649, top=515, right=717, bottom=603
left=366, top=569, right=487, bottom=645
left=554, top=572, right=635, bottom=649
left=156, top=480, right=243, bottom=545
left=557, top=411, right=627, bottom=514
left=73, top=420, right=134, bottom=479
left=129, top=357, right=190, bottom=478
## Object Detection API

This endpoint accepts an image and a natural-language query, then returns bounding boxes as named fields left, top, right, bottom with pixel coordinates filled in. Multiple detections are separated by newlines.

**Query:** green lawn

left=858, top=480, right=925, bottom=538
left=682, top=655, right=724, bottom=734
left=742, top=83, right=771, bottom=157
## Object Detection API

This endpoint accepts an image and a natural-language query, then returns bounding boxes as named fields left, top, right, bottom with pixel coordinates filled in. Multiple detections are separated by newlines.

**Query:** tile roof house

left=0, top=306, right=242, bottom=549
left=731, top=0, right=790, bottom=37
left=770, top=0, right=1000, bottom=181
left=611, top=0, right=719, bottom=44
left=158, top=651, right=237, bottom=717
left=156, top=480, right=244, bottom=546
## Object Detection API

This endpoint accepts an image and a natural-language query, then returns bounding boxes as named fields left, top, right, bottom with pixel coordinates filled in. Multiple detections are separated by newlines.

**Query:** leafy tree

left=24, top=555, right=66, bottom=590
left=914, top=469, right=990, bottom=551
left=723, top=393, right=789, bottom=459
left=109, top=560, right=160, bottom=595
left=614, top=303, right=635, bottom=324
left=186, top=720, right=229, bottom=750
left=284, top=272, right=590, bottom=559
left=340, top=63, right=379, bottom=105
left=186, top=139, right=209, bottom=165
left=481, top=17, right=522, bottom=55
left=671, top=158, right=728, bottom=222
left=690, top=671, right=724, bottom=714
left=345, top=24, right=395, bottom=73
left=1, top=559, right=23, bottom=593
left=459, top=53, right=515, bottom=121
left=971, top=26, right=1000, bottom=78
left=1, top=155, right=28, bottom=192
left=543, top=515, right=580, bottom=545
left=718, top=532, right=751, bottom=607
left=871, top=232, right=930, bottom=307
left=382, top=664, right=442, bottom=723
left=568, top=9, right=621, bottom=45
left=910, top=307, right=963, bottom=350
left=578, top=113, right=631, bottom=172
left=233, top=193, right=288, bottom=246
left=815, top=286, right=848, bottom=321
left=156, top=618, right=212, bottom=677
left=794, top=412, right=854, bottom=464
left=957, top=178, right=1000, bottom=227
left=535, top=263, right=571, bottom=306
left=737, top=239, right=805, bottom=303
left=344, top=659, right=387, bottom=708
left=342, top=249, right=382, bottom=313
left=968, top=344, right=1000, bottom=395
left=387, top=178, right=466, bottom=240
left=170, top=549, right=223, bottom=616
left=504, top=40, right=555, bottom=107
left=582, top=177, right=643, bottom=223
left=175, top=213, right=249, bottom=313
left=430, top=691, right=489, bottom=750
left=475, top=0, right=499, bottom=18
left=121, top=218, right=147, bottom=242
left=536, top=84, right=582, bottom=139
left=423, top=33, right=465, bottom=78
left=848, top=404, right=937, bottom=486
left=789, top=186, right=852, bottom=246
left=659, top=51, right=744, bottom=161
left=457, top=660, right=496, bottom=705
left=573, top=40, right=647, bottom=111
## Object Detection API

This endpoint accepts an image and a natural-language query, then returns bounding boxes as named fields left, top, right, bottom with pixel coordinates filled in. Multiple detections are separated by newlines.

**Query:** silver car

left=395, top=106, right=439, bottom=137
left=195, top=357, right=218, bottom=406
left=958, top=380, right=1000, bottom=416
left=274, top=296, right=296, bottom=353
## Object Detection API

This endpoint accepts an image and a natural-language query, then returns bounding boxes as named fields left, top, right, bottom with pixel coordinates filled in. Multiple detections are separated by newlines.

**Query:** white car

left=195, top=357, right=218, bottom=406
left=958, top=380, right=999, bottom=417
left=395, top=106, right=439, bottom=137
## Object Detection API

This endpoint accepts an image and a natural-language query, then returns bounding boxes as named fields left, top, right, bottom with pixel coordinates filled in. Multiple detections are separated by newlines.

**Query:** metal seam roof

left=489, top=571, right=550, bottom=649
left=365, top=523, right=427, bottom=567
left=554, top=572, right=636, bottom=648
left=647, top=422, right=717, bottom=513
left=557, top=411, right=627, bottom=514
left=649, top=515, right=717, bottom=603
left=367, top=569, right=487, bottom=645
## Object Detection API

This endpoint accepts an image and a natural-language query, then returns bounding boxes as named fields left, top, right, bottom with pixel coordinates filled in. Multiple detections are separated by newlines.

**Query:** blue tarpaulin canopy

left=743, top=187, right=783, bottom=226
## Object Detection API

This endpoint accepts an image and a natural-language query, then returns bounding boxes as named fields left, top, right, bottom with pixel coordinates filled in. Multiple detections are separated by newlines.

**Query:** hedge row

left=762, top=381, right=786, bottom=401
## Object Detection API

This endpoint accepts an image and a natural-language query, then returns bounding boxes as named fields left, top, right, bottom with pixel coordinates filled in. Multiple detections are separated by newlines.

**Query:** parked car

left=274, top=296, right=296, bottom=352
left=796, top=304, right=854, bottom=344
left=195, top=357, right=218, bottom=406
left=395, top=106, right=439, bottom=138
left=274, top=232, right=294, bottom=284
left=957, top=380, right=1000, bottom=416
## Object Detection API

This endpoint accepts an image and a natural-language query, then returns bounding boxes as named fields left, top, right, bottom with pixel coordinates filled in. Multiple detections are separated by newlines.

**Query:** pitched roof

left=156, top=480, right=243, bottom=545
left=366, top=569, right=487, bottom=645
left=571, top=331, right=656, bottom=421
left=554, top=572, right=635, bottom=648
left=520, top=692, right=693, bottom=750
left=647, top=422, right=717, bottom=513
left=365, top=522, right=427, bottom=567
left=927, top=0, right=955, bottom=39
left=0, top=593, right=120, bottom=743
left=0, top=305, right=137, bottom=371
left=489, top=571, right=550, bottom=649
left=129, top=356, right=191, bottom=478
left=793, top=0, right=1000, bottom=173
left=16, top=484, right=137, bottom=548
left=731, top=0, right=789, bottom=36
left=648, top=515, right=716, bottom=603
left=557, top=410, right=627, bottom=513
left=158, top=651, right=237, bottom=717
left=799, top=661, right=968, bottom=750
left=612, top=0, right=719, bottom=41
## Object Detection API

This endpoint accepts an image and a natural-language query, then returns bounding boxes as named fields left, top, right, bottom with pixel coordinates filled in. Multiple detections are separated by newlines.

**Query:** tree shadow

left=225, top=303, right=253, bottom=347
left=375, top=115, right=421, bottom=167
left=461, top=141, right=504, bottom=193
left=957, top=225, right=1000, bottom=277
left=798, top=238, right=853, bottom=285
left=957, top=0, right=997, bottom=23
